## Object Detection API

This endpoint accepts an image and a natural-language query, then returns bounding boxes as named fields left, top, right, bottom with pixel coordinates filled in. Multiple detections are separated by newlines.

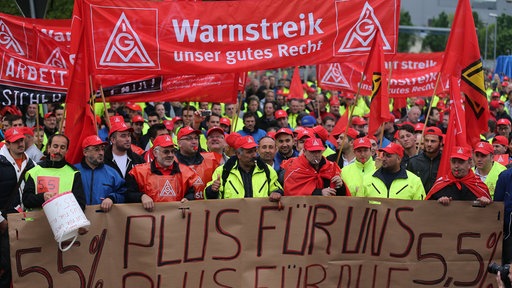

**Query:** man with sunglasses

left=126, top=135, right=201, bottom=211
left=76, top=135, right=126, bottom=212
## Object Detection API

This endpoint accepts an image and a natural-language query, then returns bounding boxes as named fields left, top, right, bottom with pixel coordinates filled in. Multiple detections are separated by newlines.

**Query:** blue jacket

left=494, top=168, right=512, bottom=235
left=76, top=159, right=126, bottom=205
left=237, top=127, right=267, bottom=144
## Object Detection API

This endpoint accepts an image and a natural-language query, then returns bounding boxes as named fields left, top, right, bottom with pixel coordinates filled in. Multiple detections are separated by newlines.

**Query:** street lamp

left=484, top=22, right=488, bottom=62
left=489, top=13, right=498, bottom=66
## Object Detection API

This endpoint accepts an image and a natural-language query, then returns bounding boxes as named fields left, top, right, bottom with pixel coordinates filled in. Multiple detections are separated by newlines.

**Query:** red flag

left=436, top=76, right=469, bottom=178
left=288, top=66, right=303, bottom=99
left=64, top=1, right=97, bottom=164
left=329, top=109, right=349, bottom=146
left=441, top=0, right=489, bottom=146
left=363, top=32, right=389, bottom=137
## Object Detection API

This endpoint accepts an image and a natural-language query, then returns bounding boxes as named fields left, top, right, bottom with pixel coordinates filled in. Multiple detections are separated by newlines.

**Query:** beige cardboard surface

left=9, top=197, right=503, bottom=287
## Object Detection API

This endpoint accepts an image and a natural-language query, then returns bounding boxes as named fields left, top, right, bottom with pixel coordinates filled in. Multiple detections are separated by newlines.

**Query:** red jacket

left=128, top=161, right=200, bottom=202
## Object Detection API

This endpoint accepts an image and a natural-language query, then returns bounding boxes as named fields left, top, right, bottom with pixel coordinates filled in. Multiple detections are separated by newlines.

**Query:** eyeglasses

left=156, top=148, right=176, bottom=155
left=180, top=137, right=199, bottom=141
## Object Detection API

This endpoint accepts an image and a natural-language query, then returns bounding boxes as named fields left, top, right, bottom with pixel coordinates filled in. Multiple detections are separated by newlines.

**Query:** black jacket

left=0, top=153, right=35, bottom=217
left=406, top=151, right=442, bottom=193
left=104, top=145, right=145, bottom=179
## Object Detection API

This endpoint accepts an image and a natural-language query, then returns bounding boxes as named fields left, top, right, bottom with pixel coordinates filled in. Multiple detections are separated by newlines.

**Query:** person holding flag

left=426, top=146, right=491, bottom=206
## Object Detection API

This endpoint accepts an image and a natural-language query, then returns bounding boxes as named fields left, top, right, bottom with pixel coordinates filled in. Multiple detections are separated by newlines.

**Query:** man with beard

left=22, top=134, right=86, bottom=210
left=0, top=128, right=35, bottom=288
left=282, top=138, right=348, bottom=196
left=175, top=126, right=221, bottom=199
left=104, top=122, right=145, bottom=179
left=237, top=111, right=267, bottom=143
left=341, top=137, right=376, bottom=196
left=126, top=135, right=201, bottom=211
left=427, top=146, right=491, bottom=206
left=274, top=128, right=299, bottom=170
left=205, top=135, right=283, bottom=200
left=361, top=142, right=425, bottom=200
left=76, top=135, right=126, bottom=212
left=407, top=127, right=443, bottom=192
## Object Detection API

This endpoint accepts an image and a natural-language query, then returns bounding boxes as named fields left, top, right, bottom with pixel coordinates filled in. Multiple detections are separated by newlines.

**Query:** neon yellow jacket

left=341, top=158, right=376, bottom=197
left=361, top=168, right=425, bottom=200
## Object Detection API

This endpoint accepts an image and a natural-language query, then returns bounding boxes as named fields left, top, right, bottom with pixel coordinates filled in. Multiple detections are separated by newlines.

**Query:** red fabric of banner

left=81, top=0, right=399, bottom=75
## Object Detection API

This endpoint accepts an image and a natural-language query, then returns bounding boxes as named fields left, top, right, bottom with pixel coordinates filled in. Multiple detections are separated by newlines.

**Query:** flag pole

left=335, top=73, right=364, bottom=164
left=99, top=85, right=111, bottom=130
left=420, top=72, right=442, bottom=139
left=232, top=91, right=244, bottom=133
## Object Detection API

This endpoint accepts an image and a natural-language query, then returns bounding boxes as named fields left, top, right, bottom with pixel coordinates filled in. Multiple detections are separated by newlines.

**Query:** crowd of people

left=1, top=71, right=512, bottom=286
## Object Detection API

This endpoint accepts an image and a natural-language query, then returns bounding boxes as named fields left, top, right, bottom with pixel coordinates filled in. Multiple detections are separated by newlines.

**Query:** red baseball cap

left=491, top=91, right=500, bottom=98
left=497, top=118, right=511, bottom=126
left=379, top=142, right=404, bottom=158
left=296, top=128, right=313, bottom=140
left=162, top=120, right=174, bottom=131
left=353, top=137, right=372, bottom=150
left=131, top=115, right=144, bottom=123
left=345, top=128, right=359, bottom=139
left=235, top=136, right=258, bottom=150
left=225, top=133, right=241, bottom=148
left=110, top=115, right=124, bottom=125
left=351, top=117, right=367, bottom=126
left=172, top=116, right=183, bottom=124
left=450, top=146, right=472, bottom=160
left=177, top=126, right=201, bottom=140
left=44, top=112, right=56, bottom=119
left=275, top=110, right=288, bottom=119
left=207, top=127, right=225, bottom=138
left=424, top=126, right=444, bottom=138
left=125, top=103, right=142, bottom=111
left=82, top=135, right=107, bottom=149
left=22, top=127, right=34, bottom=137
left=275, top=127, right=293, bottom=138
left=414, top=123, right=425, bottom=132
left=312, top=125, right=329, bottom=141
left=153, top=135, right=175, bottom=148
left=414, top=98, right=426, bottom=106
left=474, top=142, right=494, bottom=155
left=304, top=138, right=325, bottom=151
left=4, top=127, right=25, bottom=143
left=503, top=81, right=510, bottom=87
left=493, top=135, right=509, bottom=147
left=109, top=122, right=133, bottom=137
left=220, top=117, right=231, bottom=126
left=344, top=92, right=355, bottom=99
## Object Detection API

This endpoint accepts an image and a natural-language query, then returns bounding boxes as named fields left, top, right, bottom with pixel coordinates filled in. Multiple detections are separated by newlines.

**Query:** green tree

left=0, top=0, right=73, bottom=19
left=422, top=12, right=450, bottom=52
left=496, top=14, right=512, bottom=57
left=398, top=10, right=415, bottom=52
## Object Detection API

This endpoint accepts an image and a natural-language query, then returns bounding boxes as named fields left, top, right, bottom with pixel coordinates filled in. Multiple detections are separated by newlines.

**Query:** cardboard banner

left=0, top=48, right=69, bottom=105
left=318, top=52, right=449, bottom=97
left=79, top=0, right=399, bottom=75
left=10, top=197, right=503, bottom=287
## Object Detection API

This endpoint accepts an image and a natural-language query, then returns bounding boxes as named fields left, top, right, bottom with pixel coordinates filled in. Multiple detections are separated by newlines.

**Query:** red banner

left=96, top=73, right=240, bottom=103
left=0, top=12, right=71, bottom=60
left=79, top=0, right=399, bottom=75
left=318, top=52, right=447, bottom=97
left=0, top=47, right=68, bottom=106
